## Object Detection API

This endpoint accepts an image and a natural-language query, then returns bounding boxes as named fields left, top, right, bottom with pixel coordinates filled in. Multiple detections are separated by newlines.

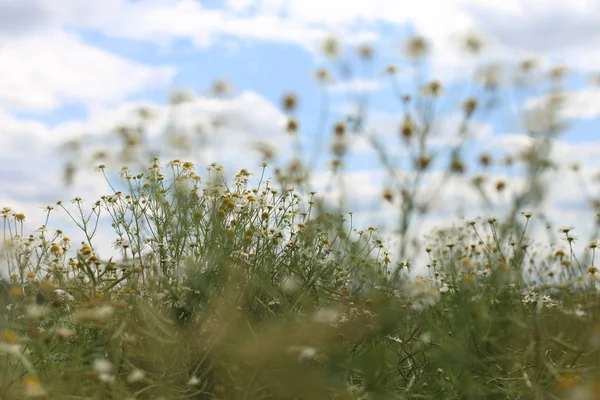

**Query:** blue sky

left=2, top=0, right=600, bottom=267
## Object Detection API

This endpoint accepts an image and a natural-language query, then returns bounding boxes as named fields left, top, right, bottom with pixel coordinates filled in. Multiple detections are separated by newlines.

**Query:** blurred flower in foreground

left=23, top=376, right=46, bottom=398
left=410, top=276, right=441, bottom=310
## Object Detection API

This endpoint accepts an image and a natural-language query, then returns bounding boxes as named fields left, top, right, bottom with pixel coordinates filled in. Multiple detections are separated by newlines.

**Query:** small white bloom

left=312, top=308, right=339, bottom=325
left=281, top=275, right=301, bottom=294
left=541, top=295, right=559, bottom=309
left=73, top=305, right=114, bottom=324
left=388, top=335, right=403, bottom=343
left=140, top=243, right=154, bottom=258
left=127, top=369, right=145, bottom=383
left=410, top=276, right=441, bottom=310
left=575, top=309, right=587, bottom=317
left=93, top=359, right=112, bottom=375
left=187, top=376, right=201, bottom=386
left=522, top=291, right=538, bottom=304
left=54, top=289, right=74, bottom=302
left=93, top=359, right=115, bottom=383
left=55, top=327, right=75, bottom=340
left=288, top=345, right=317, bottom=362
left=477, top=268, right=492, bottom=277
left=23, top=376, right=46, bottom=398
left=298, top=346, right=317, bottom=361
left=113, top=238, right=131, bottom=250
left=0, top=342, right=22, bottom=357
left=26, top=305, right=50, bottom=321
left=420, top=332, right=432, bottom=344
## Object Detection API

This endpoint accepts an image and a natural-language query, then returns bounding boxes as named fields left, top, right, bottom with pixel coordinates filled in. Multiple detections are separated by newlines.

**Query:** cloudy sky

left=2, top=0, right=600, bottom=268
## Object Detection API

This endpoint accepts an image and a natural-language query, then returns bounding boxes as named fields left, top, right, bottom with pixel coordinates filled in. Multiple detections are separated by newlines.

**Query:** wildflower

left=79, top=244, right=93, bottom=257
left=314, top=68, right=332, bottom=83
left=288, top=345, right=317, bottom=362
left=520, top=58, right=538, bottom=72
left=387, top=335, right=403, bottom=343
left=140, top=242, right=154, bottom=259
left=169, top=90, right=193, bottom=105
left=93, top=359, right=115, bottom=383
left=416, top=155, right=432, bottom=170
left=410, top=276, right=441, bottom=310
left=495, top=179, right=506, bottom=192
left=72, top=305, right=114, bottom=324
left=26, top=305, right=50, bottom=321
left=522, top=291, right=538, bottom=304
left=420, top=80, right=444, bottom=97
left=187, top=376, right=201, bottom=386
left=321, top=36, right=341, bottom=58
left=312, top=308, right=339, bottom=325
left=477, top=64, right=502, bottom=89
left=400, top=116, right=415, bottom=141
left=384, top=65, right=398, bottom=75
left=1, top=329, right=19, bottom=344
left=550, top=64, right=568, bottom=80
left=55, top=327, right=75, bottom=340
left=477, top=268, right=492, bottom=278
left=281, top=276, right=301, bottom=294
left=331, top=137, right=347, bottom=157
left=23, top=376, right=46, bottom=397
left=419, top=332, right=432, bottom=344
left=478, top=152, right=491, bottom=167
left=334, top=121, right=345, bottom=136
left=113, top=239, right=131, bottom=250
left=450, top=157, right=465, bottom=174
left=463, top=98, right=478, bottom=117
left=574, top=308, right=586, bottom=317
left=463, top=32, right=485, bottom=54
left=211, top=79, right=233, bottom=96
left=382, top=188, right=393, bottom=203
left=555, top=372, right=579, bottom=390
left=541, top=295, right=559, bottom=308
left=559, top=226, right=574, bottom=235
left=182, top=161, right=195, bottom=171
left=286, top=118, right=299, bottom=134
left=127, top=369, right=145, bottom=384
left=357, top=44, right=374, bottom=60
left=49, top=243, right=62, bottom=257
left=282, top=93, right=298, bottom=112
left=404, top=36, right=429, bottom=60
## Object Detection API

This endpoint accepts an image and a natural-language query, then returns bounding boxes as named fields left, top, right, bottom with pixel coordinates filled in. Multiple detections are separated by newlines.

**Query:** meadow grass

left=1, top=34, right=600, bottom=400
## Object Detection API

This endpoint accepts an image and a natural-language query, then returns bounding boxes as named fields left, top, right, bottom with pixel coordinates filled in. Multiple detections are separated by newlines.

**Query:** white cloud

left=0, top=30, right=175, bottom=110
left=561, top=90, right=600, bottom=120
